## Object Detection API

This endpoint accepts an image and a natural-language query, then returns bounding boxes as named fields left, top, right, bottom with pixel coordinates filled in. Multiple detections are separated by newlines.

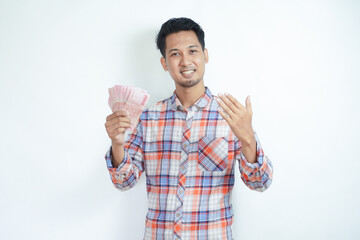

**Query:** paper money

left=108, top=85, right=150, bottom=129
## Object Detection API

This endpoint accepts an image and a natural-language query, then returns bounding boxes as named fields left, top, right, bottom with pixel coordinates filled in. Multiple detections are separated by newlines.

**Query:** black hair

left=156, top=17, right=205, bottom=58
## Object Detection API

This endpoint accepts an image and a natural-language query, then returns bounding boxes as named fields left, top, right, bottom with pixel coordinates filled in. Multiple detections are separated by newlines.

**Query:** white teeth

left=182, top=70, right=195, bottom=74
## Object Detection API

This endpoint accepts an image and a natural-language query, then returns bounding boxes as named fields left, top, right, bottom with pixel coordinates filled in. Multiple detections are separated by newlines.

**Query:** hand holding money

left=106, top=85, right=150, bottom=144
left=105, top=85, right=150, bottom=167
left=108, top=85, right=150, bottom=130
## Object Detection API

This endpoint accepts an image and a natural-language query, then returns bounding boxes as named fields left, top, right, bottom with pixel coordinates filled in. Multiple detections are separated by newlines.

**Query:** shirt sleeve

left=236, top=132, right=273, bottom=192
left=105, top=119, right=145, bottom=191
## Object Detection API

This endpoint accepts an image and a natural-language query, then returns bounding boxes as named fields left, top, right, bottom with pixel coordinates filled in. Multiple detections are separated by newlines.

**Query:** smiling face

left=161, top=30, right=209, bottom=89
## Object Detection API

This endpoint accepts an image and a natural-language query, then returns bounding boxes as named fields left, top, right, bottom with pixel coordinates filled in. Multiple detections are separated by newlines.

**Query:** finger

left=109, top=127, right=127, bottom=138
left=218, top=108, right=232, bottom=124
left=245, top=96, right=253, bottom=116
left=106, top=121, right=132, bottom=133
left=216, top=96, right=235, bottom=118
left=224, top=93, right=246, bottom=111
left=217, top=94, right=239, bottom=114
left=105, top=116, right=132, bottom=128
left=106, top=110, right=129, bottom=121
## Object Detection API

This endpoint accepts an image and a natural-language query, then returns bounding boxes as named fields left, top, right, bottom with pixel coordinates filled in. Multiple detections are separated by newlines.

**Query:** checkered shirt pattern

left=105, top=87, right=273, bottom=240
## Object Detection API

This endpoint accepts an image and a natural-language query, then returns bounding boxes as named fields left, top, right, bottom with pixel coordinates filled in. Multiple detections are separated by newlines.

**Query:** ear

left=160, top=57, right=168, bottom=71
left=204, top=48, right=209, bottom=63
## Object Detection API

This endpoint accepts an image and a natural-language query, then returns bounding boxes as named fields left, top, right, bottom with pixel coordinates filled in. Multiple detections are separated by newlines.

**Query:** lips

left=180, top=68, right=196, bottom=78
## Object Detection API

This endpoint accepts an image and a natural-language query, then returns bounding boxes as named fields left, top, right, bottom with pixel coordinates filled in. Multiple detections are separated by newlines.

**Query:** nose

left=180, top=53, right=191, bottom=66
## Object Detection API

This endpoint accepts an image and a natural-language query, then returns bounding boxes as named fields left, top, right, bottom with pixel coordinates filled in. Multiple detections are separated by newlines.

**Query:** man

left=105, top=17, right=273, bottom=240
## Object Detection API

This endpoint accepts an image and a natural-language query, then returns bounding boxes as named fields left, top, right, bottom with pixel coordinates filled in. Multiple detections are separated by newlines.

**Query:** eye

left=190, top=49, right=198, bottom=54
left=171, top=52, right=180, bottom=57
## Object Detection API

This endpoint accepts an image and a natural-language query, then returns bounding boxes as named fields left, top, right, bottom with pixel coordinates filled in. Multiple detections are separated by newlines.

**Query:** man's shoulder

left=147, top=96, right=172, bottom=111
left=140, top=95, right=172, bottom=120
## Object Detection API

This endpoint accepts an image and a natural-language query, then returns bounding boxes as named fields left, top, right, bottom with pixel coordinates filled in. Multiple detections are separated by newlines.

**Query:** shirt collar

left=170, top=87, right=212, bottom=111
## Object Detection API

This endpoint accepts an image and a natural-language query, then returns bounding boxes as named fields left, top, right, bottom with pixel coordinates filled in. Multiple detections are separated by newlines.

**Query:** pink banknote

left=108, top=85, right=150, bottom=129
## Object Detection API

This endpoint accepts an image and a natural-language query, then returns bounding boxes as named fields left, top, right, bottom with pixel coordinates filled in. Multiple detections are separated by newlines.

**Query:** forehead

left=165, top=30, right=200, bottom=50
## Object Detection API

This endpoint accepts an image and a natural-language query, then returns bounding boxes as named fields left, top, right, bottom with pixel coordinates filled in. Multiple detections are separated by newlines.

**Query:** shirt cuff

left=105, top=146, right=132, bottom=183
left=105, top=146, right=130, bottom=171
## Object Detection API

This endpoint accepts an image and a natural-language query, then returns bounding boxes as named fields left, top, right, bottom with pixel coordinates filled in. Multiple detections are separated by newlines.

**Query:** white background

left=1, top=0, right=359, bottom=239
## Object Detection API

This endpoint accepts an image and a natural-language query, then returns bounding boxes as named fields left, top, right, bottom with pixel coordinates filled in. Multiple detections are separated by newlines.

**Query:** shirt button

left=183, top=142, right=188, bottom=148
left=180, top=166, right=186, bottom=171
left=176, top=213, right=180, bottom=218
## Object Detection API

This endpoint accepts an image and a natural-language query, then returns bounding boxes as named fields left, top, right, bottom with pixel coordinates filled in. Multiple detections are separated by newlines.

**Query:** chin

left=177, top=79, right=202, bottom=88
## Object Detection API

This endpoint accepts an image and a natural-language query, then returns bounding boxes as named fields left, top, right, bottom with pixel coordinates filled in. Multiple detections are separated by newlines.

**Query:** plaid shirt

left=105, top=87, right=273, bottom=240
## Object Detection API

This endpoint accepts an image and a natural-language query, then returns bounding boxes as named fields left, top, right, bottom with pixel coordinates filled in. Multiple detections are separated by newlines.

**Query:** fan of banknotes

left=108, top=85, right=150, bottom=130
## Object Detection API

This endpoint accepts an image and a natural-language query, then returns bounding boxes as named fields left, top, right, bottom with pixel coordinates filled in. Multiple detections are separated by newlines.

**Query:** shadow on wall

left=120, top=28, right=174, bottom=105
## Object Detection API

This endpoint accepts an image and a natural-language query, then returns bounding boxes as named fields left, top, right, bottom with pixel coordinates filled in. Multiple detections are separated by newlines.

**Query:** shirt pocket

left=197, top=136, right=228, bottom=172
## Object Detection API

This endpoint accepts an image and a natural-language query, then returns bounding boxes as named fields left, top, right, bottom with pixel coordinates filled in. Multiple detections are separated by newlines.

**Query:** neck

left=175, top=81, right=205, bottom=109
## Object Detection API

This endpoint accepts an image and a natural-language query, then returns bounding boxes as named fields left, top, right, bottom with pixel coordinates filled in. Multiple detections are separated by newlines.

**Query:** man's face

left=161, top=30, right=209, bottom=88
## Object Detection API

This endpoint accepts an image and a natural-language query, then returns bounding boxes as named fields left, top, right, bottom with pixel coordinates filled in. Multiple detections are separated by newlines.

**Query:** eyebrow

left=168, top=48, right=179, bottom=53
left=168, top=45, right=200, bottom=54
left=188, top=45, right=200, bottom=49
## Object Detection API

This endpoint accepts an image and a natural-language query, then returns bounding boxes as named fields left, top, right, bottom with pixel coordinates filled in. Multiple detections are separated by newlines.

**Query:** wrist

left=111, top=141, right=124, bottom=148
left=240, top=133, right=256, bottom=148
left=110, top=143, right=125, bottom=168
